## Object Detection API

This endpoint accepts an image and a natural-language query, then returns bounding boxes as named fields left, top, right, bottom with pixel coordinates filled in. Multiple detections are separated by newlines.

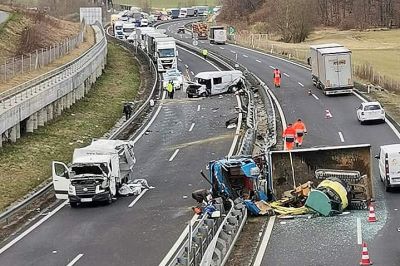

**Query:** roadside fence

left=0, top=21, right=86, bottom=82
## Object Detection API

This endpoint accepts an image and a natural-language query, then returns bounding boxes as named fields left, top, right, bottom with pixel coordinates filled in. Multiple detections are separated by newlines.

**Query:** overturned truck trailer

left=268, top=144, right=373, bottom=212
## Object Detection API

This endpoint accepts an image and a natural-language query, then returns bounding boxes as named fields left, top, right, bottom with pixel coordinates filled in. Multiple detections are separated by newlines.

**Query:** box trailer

left=209, top=26, right=227, bottom=44
left=310, top=44, right=353, bottom=95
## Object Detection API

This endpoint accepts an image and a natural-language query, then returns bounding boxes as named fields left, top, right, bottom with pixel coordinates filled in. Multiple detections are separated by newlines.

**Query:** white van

left=376, top=144, right=400, bottom=191
left=186, top=70, right=243, bottom=98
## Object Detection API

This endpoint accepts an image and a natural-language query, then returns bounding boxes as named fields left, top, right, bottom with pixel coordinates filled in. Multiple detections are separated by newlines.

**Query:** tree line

left=219, top=0, right=400, bottom=42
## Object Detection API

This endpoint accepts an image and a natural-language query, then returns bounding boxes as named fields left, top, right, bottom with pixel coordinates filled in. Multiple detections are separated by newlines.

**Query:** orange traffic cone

left=368, top=205, right=377, bottom=222
left=359, top=242, right=373, bottom=265
left=325, top=109, right=333, bottom=119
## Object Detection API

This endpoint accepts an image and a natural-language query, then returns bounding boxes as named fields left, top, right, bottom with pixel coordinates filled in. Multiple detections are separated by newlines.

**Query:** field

left=236, top=28, right=400, bottom=82
left=114, top=0, right=218, bottom=8
left=0, top=43, right=140, bottom=211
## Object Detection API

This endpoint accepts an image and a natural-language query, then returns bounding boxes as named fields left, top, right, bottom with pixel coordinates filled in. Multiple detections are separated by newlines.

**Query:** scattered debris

left=118, top=179, right=151, bottom=196
left=225, top=117, right=238, bottom=129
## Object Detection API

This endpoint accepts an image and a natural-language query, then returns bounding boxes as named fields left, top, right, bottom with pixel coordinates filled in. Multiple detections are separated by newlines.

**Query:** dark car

left=177, top=27, right=185, bottom=34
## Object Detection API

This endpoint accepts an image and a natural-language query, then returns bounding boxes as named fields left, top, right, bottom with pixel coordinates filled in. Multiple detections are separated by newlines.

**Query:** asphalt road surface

left=0, top=45, right=239, bottom=265
left=162, top=20, right=400, bottom=266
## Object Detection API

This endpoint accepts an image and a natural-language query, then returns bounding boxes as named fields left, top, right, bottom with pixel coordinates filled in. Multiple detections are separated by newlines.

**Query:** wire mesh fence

left=0, top=22, right=86, bottom=82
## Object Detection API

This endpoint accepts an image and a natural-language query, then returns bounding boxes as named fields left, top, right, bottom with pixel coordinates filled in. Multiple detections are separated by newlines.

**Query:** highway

left=0, top=46, right=239, bottom=265
left=161, top=20, right=400, bottom=266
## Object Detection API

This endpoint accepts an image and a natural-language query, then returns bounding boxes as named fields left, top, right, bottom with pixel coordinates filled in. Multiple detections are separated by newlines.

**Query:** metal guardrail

left=0, top=22, right=107, bottom=226
left=0, top=23, right=159, bottom=228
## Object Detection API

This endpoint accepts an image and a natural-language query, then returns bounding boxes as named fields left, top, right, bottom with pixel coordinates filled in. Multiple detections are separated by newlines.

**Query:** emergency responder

left=273, top=68, right=282, bottom=88
left=293, top=118, right=307, bottom=147
left=202, top=49, right=208, bottom=59
left=123, top=102, right=133, bottom=121
left=166, top=80, right=174, bottom=99
left=282, top=123, right=296, bottom=150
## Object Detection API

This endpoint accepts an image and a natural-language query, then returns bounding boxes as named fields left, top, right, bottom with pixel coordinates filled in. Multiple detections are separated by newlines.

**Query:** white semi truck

left=52, top=140, right=136, bottom=207
left=209, top=26, right=227, bottom=44
left=154, top=37, right=177, bottom=72
left=122, top=22, right=135, bottom=39
left=145, top=32, right=168, bottom=56
left=114, top=20, right=124, bottom=40
left=310, top=44, right=353, bottom=95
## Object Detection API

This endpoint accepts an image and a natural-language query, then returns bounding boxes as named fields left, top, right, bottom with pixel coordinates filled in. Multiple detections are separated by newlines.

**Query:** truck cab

left=122, top=22, right=136, bottom=39
left=155, top=37, right=177, bottom=72
left=114, top=21, right=124, bottom=40
left=52, top=140, right=136, bottom=207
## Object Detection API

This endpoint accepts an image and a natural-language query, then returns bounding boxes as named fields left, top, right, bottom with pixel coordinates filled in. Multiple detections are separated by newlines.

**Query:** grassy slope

left=0, top=43, right=140, bottom=211
left=114, top=0, right=217, bottom=8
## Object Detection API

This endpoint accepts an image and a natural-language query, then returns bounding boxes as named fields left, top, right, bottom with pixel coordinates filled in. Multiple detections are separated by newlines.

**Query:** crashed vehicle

left=186, top=70, right=244, bottom=98
left=163, top=69, right=184, bottom=90
left=52, top=140, right=136, bottom=207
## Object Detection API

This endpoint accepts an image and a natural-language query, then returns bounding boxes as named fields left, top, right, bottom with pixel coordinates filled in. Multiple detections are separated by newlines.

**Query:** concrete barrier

left=0, top=22, right=107, bottom=147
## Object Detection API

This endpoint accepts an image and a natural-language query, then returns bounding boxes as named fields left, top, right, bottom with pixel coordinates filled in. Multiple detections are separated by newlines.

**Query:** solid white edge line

left=132, top=91, right=166, bottom=144
left=312, top=94, right=319, bottom=100
left=253, top=216, right=276, bottom=266
left=168, top=149, right=180, bottom=162
left=189, top=123, right=195, bottom=132
left=228, top=94, right=242, bottom=157
left=128, top=188, right=149, bottom=208
left=338, top=131, right=345, bottom=143
left=227, top=43, right=311, bottom=71
left=298, top=82, right=304, bottom=87
left=197, top=104, right=201, bottom=111
left=283, top=73, right=290, bottom=78
left=356, top=217, right=362, bottom=245
left=66, top=253, right=84, bottom=266
left=353, top=92, right=400, bottom=140
left=159, top=215, right=199, bottom=266
left=0, top=201, right=68, bottom=255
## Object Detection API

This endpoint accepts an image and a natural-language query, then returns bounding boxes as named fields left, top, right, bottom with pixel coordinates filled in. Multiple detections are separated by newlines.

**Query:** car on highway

left=163, top=69, right=183, bottom=90
left=356, top=101, right=385, bottom=124
left=177, top=27, right=185, bottom=34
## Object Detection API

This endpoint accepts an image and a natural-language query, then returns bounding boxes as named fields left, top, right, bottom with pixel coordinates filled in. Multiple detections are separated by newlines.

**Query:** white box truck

left=209, top=26, right=227, bottom=44
left=154, top=37, right=177, bottom=72
left=122, top=22, right=136, bottom=39
left=52, top=140, right=136, bottom=207
left=310, top=44, right=353, bottom=95
left=114, top=20, right=125, bottom=40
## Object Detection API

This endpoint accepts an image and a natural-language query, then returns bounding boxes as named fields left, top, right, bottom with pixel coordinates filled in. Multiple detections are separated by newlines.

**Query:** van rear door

left=388, top=153, right=400, bottom=185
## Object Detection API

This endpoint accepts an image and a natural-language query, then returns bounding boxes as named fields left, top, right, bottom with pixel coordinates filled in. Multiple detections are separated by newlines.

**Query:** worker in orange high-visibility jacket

left=282, top=123, right=296, bottom=150
left=273, top=68, right=281, bottom=88
left=293, top=118, right=307, bottom=147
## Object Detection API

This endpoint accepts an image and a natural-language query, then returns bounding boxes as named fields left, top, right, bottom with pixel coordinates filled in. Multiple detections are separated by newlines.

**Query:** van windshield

left=72, top=164, right=109, bottom=176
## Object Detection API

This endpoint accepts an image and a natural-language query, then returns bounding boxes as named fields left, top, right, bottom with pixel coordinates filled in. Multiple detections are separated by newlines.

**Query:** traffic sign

left=228, top=26, right=236, bottom=35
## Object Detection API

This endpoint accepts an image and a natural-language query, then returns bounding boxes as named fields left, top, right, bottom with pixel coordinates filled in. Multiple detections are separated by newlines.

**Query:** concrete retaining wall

left=0, top=23, right=107, bottom=147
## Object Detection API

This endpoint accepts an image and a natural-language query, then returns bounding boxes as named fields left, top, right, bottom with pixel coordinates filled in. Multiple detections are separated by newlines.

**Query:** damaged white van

left=186, top=70, right=243, bottom=98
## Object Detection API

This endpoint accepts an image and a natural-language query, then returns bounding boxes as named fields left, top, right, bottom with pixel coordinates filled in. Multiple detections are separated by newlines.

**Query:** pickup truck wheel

left=70, top=202, right=78, bottom=208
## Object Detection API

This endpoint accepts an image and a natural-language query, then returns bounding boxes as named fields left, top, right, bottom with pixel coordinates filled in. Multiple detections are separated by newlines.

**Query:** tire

left=105, top=191, right=113, bottom=205
left=360, top=120, right=364, bottom=125
left=200, top=92, right=207, bottom=97
left=70, top=202, right=78, bottom=208
left=188, top=94, right=193, bottom=98
left=385, top=179, right=391, bottom=192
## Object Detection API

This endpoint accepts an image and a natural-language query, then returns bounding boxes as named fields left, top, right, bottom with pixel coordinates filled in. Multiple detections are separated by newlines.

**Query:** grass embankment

left=0, top=42, right=140, bottom=211
left=114, top=0, right=217, bottom=8
left=236, top=28, right=400, bottom=81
